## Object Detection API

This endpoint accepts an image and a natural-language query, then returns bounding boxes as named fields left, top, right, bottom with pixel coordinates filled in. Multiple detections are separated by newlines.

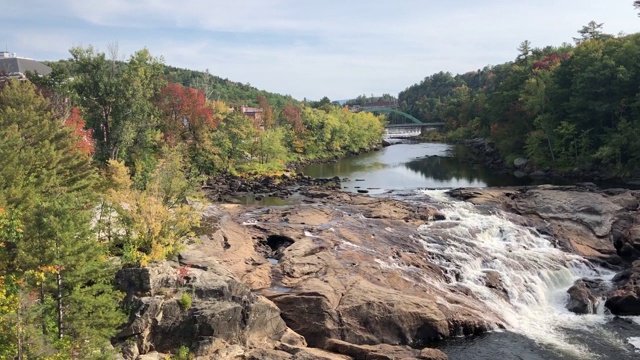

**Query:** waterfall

left=416, top=190, right=621, bottom=358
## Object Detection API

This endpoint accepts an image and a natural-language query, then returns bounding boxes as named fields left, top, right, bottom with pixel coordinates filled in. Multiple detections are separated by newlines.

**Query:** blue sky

left=2, top=1, right=639, bottom=100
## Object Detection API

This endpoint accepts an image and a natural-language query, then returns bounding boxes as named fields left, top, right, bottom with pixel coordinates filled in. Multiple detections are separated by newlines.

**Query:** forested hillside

left=0, top=45, right=384, bottom=357
left=399, top=23, right=640, bottom=177
left=161, top=65, right=298, bottom=108
left=45, top=59, right=297, bottom=109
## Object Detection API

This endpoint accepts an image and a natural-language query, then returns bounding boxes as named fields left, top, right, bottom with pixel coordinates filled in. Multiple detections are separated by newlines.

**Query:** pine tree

left=0, top=80, right=125, bottom=357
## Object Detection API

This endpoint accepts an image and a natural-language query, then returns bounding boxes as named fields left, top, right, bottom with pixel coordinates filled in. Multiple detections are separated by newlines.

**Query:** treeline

left=400, top=22, right=640, bottom=177
left=344, top=93, right=397, bottom=107
left=162, top=65, right=298, bottom=109
left=45, top=59, right=297, bottom=110
left=38, top=45, right=385, bottom=176
left=0, top=45, right=384, bottom=358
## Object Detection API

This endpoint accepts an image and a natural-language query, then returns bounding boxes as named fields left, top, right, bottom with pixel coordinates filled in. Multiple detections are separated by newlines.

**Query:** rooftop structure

left=0, top=51, right=52, bottom=80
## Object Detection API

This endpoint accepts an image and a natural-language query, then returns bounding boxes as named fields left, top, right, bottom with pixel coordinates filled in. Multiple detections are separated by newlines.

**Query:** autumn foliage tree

left=257, top=95, right=275, bottom=129
left=64, top=107, right=95, bottom=156
left=156, top=82, right=223, bottom=174
left=98, top=156, right=201, bottom=266
left=157, top=82, right=216, bottom=143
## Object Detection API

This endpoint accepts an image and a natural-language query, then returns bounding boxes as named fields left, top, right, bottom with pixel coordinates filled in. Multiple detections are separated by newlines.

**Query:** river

left=299, top=141, right=640, bottom=360
left=300, top=141, right=563, bottom=193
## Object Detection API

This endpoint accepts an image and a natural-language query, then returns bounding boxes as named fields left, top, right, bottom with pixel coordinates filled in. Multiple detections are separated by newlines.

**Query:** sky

left=2, top=1, right=639, bottom=100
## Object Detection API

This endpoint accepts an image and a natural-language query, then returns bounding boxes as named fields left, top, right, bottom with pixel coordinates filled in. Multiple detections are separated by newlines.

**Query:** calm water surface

left=300, top=142, right=556, bottom=193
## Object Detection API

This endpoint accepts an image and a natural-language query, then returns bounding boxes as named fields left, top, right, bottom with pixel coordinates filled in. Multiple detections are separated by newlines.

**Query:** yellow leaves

left=0, top=276, right=18, bottom=315
left=210, top=100, right=231, bottom=121
left=102, top=159, right=201, bottom=265
left=106, top=159, right=133, bottom=190
left=39, top=265, right=63, bottom=274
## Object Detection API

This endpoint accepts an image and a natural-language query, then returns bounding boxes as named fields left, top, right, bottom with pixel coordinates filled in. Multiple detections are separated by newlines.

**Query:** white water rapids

left=411, top=190, right=638, bottom=358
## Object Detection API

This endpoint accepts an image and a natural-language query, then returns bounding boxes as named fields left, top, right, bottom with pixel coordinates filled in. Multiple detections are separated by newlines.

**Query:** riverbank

left=457, top=138, right=640, bottom=189
left=402, top=135, right=640, bottom=187
left=113, top=184, right=640, bottom=359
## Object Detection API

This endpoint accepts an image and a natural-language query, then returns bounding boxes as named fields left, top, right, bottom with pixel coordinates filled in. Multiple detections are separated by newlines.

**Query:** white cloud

left=2, top=0, right=639, bottom=99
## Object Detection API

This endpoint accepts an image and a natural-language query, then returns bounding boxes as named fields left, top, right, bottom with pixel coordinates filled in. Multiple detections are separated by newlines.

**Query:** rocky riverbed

left=112, top=184, right=640, bottom=359
left=448, top=185, right=640, bottom=318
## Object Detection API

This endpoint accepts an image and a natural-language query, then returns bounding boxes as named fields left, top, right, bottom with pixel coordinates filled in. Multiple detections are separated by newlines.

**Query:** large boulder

left=566, top=279, right=609, bottom=314
left=605, top=261, right=640, bottom=315
left=513, top=158, right=528, bottom=168
left=610, top=213, right=640, bottom=263
left=114, top=262, right=293, bottom=357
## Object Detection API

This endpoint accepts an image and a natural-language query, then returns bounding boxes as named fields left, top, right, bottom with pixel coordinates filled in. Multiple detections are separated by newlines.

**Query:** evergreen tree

left=0, top=80, right=125, bottom=357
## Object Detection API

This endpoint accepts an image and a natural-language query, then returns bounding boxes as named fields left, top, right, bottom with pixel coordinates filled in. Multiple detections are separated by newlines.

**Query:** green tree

left=211, top=112, right=257, bottom=172
left=517, top=40, right=532, bottom=63
left=0, top=80, right=125, bottom=358
left=521, top=69, right=556, bottom=163
left=574, top=21, right=607, bottom=44
left=254, top=128, right=287, bottom=165
left=71, top=45, right=165, bottom=163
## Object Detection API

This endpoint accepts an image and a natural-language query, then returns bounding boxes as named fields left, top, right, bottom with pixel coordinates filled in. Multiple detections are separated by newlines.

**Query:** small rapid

left=415, top=190, right=633, bottom=359
left=297, top=141, right=640, bottom=358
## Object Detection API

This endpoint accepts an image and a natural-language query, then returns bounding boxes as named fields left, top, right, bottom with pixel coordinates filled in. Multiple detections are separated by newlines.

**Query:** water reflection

left=404, top=146, right=537, bottom=187
left=299, top=142, right=541, bottom=192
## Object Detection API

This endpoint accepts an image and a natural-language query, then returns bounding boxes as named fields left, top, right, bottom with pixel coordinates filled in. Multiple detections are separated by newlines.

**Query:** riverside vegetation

left=0, top=44, right=383, bottom=358
left=395, top=22, right=640, bottom=178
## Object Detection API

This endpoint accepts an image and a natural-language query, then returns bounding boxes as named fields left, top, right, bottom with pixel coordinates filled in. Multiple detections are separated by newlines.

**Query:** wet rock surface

left=324, top=339, right=448, bottom=360
left=114, top=184, right=640, bottom=358
left=605, top=260, right=640, bottom=315
left=447, top=185, right=640, bottom=263
left=566, top=279, right=609, bottom=314
left=180, top=191, right=499, bottom=356
left=204, top=173, right=342, bottom=202
left=448, top=185, right=640, bottom=317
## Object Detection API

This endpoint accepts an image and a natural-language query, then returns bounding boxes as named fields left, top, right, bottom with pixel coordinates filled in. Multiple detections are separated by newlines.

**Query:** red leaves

left=281, top=104, right=304, bottom=133
left=533, top=53, right=571, bottom=71
left=177, top=264, right=191, bottom=285
left=157, top=82, right=215, bottom=143
left=64, top=108, right=95, bottom=156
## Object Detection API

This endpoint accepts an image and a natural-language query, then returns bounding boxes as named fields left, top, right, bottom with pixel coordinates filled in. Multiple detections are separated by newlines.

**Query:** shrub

left=178, top=292, right=192, bottom=311
left=175, top=345, right=190, bottom=360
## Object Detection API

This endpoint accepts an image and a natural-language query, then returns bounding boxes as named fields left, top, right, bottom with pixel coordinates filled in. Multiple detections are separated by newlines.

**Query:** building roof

left=0, top=57, right=52, bottom=76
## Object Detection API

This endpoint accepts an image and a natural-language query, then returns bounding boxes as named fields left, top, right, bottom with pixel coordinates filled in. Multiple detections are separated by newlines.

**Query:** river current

left=299, top=141, right=640, bottom=360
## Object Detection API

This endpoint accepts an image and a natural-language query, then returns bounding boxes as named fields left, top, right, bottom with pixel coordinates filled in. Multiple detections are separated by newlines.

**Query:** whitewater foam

left=416, top=189, right=618, bottom=358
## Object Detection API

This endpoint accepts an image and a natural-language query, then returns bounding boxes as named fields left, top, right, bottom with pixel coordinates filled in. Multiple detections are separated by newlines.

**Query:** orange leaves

left=64, top=108, right=95, bottom=156
left=38, top=265, right=63, bottom=274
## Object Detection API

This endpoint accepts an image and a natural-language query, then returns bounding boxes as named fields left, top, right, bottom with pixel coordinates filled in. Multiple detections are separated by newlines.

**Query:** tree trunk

left=40, top=283, right=47, bottom=336
left=17, top=294, right=23, bottom=360
left=57, top=272, right=63, bottom=339
left=545, top=130, right=555, bottom=162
